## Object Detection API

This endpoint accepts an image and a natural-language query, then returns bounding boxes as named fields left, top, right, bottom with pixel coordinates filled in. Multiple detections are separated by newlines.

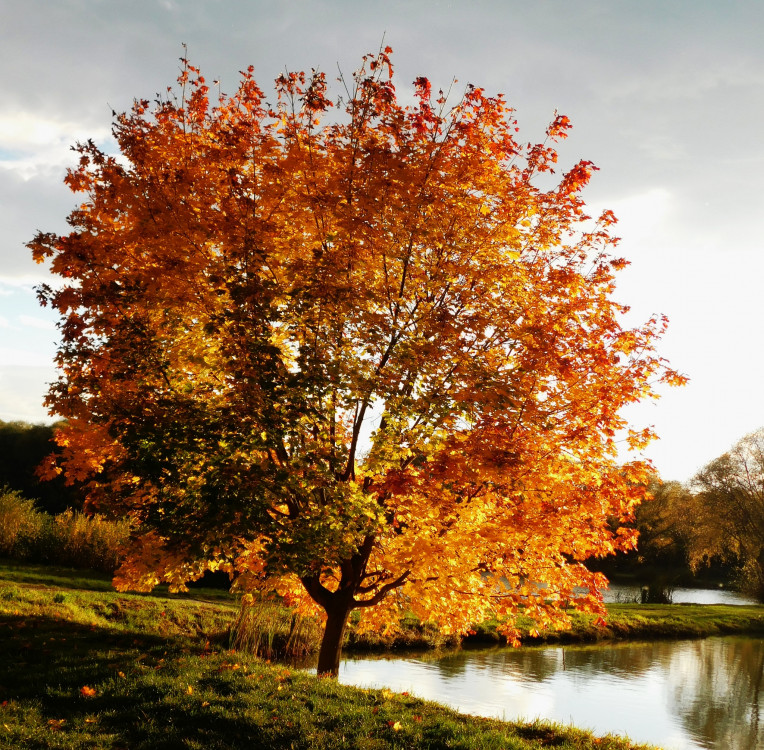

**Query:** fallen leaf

left=80, top=686, right=97, bottom=698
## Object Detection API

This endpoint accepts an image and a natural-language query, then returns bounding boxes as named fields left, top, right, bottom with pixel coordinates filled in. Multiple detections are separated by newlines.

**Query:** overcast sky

left=1, top=0, right=763, bottom=483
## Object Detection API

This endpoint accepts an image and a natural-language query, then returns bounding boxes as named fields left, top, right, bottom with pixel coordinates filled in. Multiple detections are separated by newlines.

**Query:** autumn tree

left=686, top=428, right=764, bottom=600
left=29, top=49, right=684, bottom=675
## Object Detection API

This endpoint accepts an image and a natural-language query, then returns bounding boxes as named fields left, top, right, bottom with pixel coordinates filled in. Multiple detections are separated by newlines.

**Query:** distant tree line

left=0, top=420, right=83, bottom=514
left=591, top=427, right=764, bottom=601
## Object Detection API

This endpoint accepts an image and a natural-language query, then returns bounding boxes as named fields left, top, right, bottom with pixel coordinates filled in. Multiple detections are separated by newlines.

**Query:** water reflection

left=603, top=585, right=757, bottom=605
left=340, top=637, right=764, bottom=749
left=667, top=638, right=764, bottom=749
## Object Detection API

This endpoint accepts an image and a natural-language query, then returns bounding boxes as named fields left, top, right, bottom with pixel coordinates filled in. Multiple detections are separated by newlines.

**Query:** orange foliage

left=29, top=49, right=684, bottom=674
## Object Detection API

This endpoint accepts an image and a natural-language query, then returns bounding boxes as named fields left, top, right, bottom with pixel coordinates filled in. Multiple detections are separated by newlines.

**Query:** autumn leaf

left=31, top=47, right=684, bottom=680
left=80, top=686, right=97, bottom=698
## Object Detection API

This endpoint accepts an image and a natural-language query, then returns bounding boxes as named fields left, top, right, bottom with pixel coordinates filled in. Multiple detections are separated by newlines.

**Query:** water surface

left=602, top=584, right=757, bottom=605
left=340, top=636, right=764, bottom=749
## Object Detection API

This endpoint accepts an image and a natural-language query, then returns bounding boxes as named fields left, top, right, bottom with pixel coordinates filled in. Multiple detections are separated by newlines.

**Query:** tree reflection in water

left=667, top=637, right=764, bottom=749
left=340, top=637, right=764, bottom=749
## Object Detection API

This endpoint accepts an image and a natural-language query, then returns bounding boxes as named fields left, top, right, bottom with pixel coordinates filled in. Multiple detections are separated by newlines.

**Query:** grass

left=0, top=560, right=662, bottom=749
left=470, top=602, right=764, bottom=647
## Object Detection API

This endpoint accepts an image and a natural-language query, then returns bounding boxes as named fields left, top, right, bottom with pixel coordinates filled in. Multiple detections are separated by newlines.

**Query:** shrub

left=0, top=487, right=50, bottom=558
left=0, top=487, right=129, bottom=573
left=50, top=509, right=130, bottom=573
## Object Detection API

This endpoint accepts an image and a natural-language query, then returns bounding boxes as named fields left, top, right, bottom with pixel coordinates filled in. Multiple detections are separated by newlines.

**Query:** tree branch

left=352, top=568, right=410, bottom=609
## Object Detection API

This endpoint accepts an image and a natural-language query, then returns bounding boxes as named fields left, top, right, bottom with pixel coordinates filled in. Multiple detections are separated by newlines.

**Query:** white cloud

left=0, top=346, right=54, bottom=368
left=0, top=111, right=86, bottom=149
left=0, top=111, right=110, bottom=180
left=589, top=187, right=673, bottom=246
left=18, top=314, right=56, bottom=331
left=0, top=364, right=56, bottom=423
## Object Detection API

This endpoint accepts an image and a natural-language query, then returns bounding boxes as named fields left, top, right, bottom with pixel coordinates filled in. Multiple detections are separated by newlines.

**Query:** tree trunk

left=316, top=600, right=353, bottom=677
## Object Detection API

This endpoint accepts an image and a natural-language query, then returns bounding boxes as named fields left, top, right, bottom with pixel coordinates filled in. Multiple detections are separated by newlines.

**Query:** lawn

left=0, top=560, right=671, bottom=749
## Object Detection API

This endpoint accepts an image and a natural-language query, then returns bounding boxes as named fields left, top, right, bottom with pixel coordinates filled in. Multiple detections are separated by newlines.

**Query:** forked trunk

left=316, top=600, right=353, bottom=677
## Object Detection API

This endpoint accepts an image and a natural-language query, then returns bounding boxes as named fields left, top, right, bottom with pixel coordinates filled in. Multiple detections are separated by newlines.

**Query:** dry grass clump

left=229, top=596, right=322, bottom=660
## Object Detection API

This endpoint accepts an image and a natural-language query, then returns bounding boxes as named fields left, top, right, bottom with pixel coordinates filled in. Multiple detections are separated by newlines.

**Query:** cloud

left=0, top=364, right=56, bottom=423
left=0, top=111, right=111, bottom=180
left=0, top=165, right=75, bottom=284
left=0, top=346, right=54, bottom=368
left=18, top=314, right=56, bottom=331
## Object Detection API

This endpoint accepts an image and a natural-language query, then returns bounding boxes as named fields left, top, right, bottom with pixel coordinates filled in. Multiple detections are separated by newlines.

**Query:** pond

left=602, top=584, right=758, bottom=606
left=339, top=636, right=764, bottom=749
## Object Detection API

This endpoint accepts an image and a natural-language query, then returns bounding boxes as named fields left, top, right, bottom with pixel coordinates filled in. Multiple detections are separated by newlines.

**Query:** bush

left=0, top=487, right=50, bottom=558
left=49, top=509, right=130, bottom=572
left=0, top=487, right=129, bottom=573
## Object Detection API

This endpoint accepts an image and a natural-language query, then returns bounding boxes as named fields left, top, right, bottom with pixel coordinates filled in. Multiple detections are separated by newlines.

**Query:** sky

left=1, top=0, right=763, bottom=483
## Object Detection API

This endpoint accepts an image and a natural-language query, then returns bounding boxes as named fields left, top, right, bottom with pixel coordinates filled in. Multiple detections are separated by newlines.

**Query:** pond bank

left=0, top=562, right=660, bottom=749
left=345, top=603, right=764, bottom=653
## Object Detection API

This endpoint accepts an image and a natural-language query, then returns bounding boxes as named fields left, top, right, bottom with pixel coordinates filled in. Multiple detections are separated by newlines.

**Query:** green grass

left=0, top=561, right=661, bottom=749
left=346, top=602, right=764, bottom=652
left=468, top=602, right=764, bottom=647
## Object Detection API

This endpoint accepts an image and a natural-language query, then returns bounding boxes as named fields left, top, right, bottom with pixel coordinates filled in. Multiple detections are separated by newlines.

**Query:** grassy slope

left=7, top=561, right=760, bottom=749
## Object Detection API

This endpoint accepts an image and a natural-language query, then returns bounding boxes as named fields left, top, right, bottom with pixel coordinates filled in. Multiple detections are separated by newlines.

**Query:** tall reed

left=229, top=597, right=322, bottom=660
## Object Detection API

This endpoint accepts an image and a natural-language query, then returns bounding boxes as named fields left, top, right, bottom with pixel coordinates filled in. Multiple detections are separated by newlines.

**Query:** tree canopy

left=687, top=428, right=764, bottom=599
left=29, top=49, right=684, bottom=674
